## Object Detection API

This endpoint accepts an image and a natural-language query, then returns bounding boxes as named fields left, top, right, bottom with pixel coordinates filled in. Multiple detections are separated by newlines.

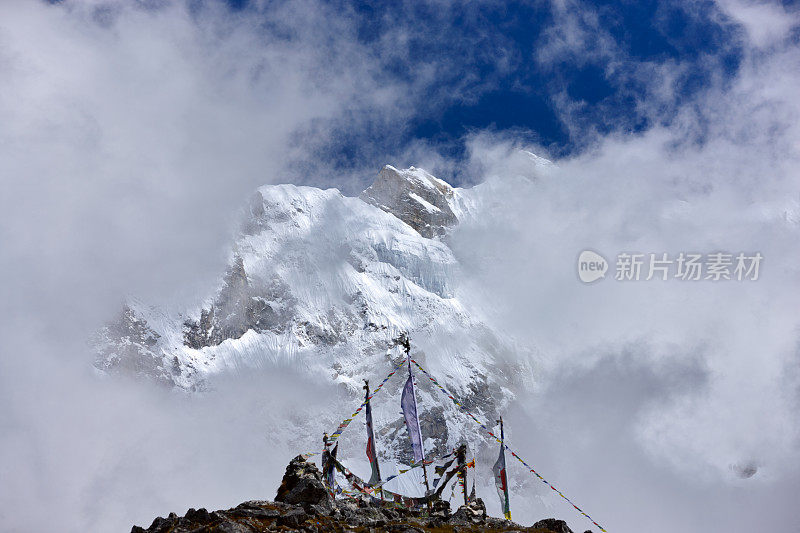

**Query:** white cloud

left=714, top=0, right=799, bottom=48
left=445, top=15, right=800, bottom=530
left=0, top=1, right=418, bottom=530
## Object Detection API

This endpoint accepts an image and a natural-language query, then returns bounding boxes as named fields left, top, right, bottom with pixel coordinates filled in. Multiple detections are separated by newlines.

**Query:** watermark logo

left=577, top=250, right=762, bottom=283
left=577, top=250, right=608, bottom=283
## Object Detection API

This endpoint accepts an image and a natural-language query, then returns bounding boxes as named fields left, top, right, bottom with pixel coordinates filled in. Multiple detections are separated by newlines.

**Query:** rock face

left=183, top=255, right=296, bottom=349
left=360, top=165, right=459, bottom=238
left=91, top=305, right=176, bottom=387
left=131, top=456, right=589, bottom=533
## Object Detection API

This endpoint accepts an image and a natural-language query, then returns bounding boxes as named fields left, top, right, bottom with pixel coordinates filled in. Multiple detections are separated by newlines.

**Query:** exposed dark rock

left=451, top=498, right=487, bottom=525
left=430, top=499, right=451, bottom=519
left=277, top=506, right=308, bottom=527
left=133, top=497, right=580, bottom=533
left=228, top=501, right=281, bottom=519
left=184, top=507, right=210, bottom=521
left=183, top=256, right=296, bottom=349
left=274, top=455, right=332, bottom=510
left=532, top=518, right=574, bottom=533
left=92, top=305, right=176, bottom=387
left=360, top=165, right=458, bottom=239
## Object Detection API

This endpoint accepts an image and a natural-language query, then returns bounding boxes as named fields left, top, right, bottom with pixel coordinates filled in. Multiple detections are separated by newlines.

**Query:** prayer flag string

left=328, top=359, right=406, bottom=445
left=410, top=358, right=608, bottom=533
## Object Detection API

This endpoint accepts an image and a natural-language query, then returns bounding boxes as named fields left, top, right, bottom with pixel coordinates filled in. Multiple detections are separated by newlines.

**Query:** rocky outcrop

left=182, top=255, right=296, bottom=349
left=360, top=165, right=458, bottom=238
left=132, top=456, right=590, bottom=533
left=532, top=518, right=575, bottom=533
left=451, top=498, right=488, bottom=524
left=132, top=499, right=580, bottom=533
left=275, top=455, right=332, bottom=511
left=92, top=305, right=177, bottom=387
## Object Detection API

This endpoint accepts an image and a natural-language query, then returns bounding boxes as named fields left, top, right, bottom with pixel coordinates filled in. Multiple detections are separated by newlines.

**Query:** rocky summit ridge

left=132, top=455, right=592, bottom=533
left=359, top=165, right=460, bottom=239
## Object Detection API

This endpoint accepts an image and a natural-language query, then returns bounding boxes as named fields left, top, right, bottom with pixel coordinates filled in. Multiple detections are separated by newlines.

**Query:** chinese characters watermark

left=578, top=251, right=762, bottom=283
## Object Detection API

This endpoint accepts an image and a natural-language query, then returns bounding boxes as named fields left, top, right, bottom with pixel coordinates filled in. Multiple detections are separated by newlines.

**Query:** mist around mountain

left=92, top=163, right=539, bottom=505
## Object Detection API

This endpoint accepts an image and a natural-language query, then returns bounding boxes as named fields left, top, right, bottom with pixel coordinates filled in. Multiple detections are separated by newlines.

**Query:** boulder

left=228, top=501, right=281, bottom=519
left=450, top=497, right=487, bottom=524
left=532, top=517, right=574, bottom=533
left=430, top=499, right=451, bottom=519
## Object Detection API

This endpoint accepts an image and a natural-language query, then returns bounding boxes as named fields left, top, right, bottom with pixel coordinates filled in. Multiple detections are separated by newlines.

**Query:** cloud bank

left=0, top=1, right=421, bottom=530
left=444, top=6, right=800, bottom=529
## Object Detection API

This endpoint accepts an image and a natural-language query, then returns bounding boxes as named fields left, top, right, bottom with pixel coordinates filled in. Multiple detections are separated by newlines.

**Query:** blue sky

left=214, top=0, right=760, bottom=183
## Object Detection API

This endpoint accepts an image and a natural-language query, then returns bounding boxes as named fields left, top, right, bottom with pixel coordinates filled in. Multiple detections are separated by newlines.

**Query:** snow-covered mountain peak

left=360, top=165, right=459, bottom=238
left=93, top=165, right=533, bottom=474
